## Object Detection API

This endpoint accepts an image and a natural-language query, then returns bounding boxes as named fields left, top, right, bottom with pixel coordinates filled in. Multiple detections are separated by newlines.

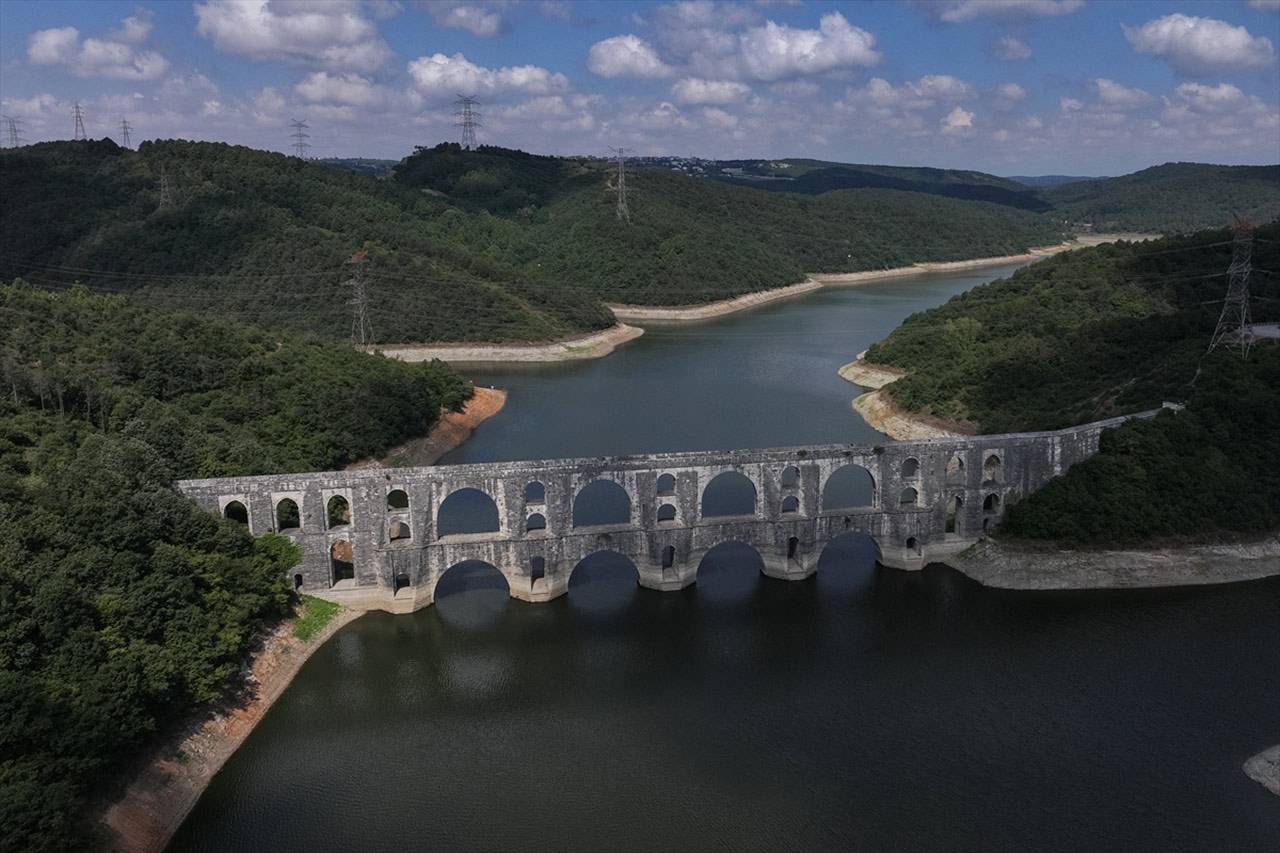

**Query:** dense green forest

left=863, top=225, right=1280, bottom=541
left=0, top=284, right=470, bottom=850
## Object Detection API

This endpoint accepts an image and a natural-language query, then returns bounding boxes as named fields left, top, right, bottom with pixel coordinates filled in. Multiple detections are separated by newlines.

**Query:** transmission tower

left=609, top=146, right=631, bottom=223
left=72, top=101, right=87, bottom=140
left=158, top=165, right=175, bottom=210
left=1208, top=219, right=1255, bottom=357
left=346, top=250, right=374, bottom=347
left=2, top=115, right=23, bottom=148
left=120, top=118, right=132, bottom=148
left=454, top=94, right=481, bottom=149
left=289, top=118, right=311, bottom=158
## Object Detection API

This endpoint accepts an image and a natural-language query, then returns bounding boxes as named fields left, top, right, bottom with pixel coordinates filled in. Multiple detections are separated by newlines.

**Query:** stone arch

left=898, top=487, right=919, bottom=507
left=293, top=572, right=304, bottom=591
left=326, top=495, right=350, bottom=529
left=946, top=455, right=965, bottom=482
left=983, top=493, right=1001, bottom=512
left=945, top=494, right=964, bottom=534
left=780, top=465, right=800, bottom=489
left=530, top=555, right=546, bottom=581
left=822, top=464, right=876, bottom=511
left=696, top=541, right=765, bottom=602
left=661, top=545, right=675, bottom=569
left=524, top=481, right=545, bottom=504
left=905, top=536, right=920, bottom=554
left=387, top=489, right=409, bottom=511
left=573, top=479, right=631, bottom=527
left=394, top=572, right=411, bottom=594
left=696, top=541, right=764, bottom=580
left=437, top=487, right=500, bottom=537
left=983, top=454, right=1002, bottom=483
left=568, top=550, right=639, bottom=591
left=781, top=495, right=800, bottom=514
left=787, top=535, right=800, bottom=559
left=330, top=539, right=354, bottom=585
left=901, top=457, right=920, bottom=479
left=388, top=520, right=411, bottom=542
left=526, top=512, right=546, bottom=533
left=657, top=503, right=677, bottom=523
left=224, top=500, right=248, bottom=525
left=432, top=559, right=510, bottom=604
left=817, top=530, right=883, bottom=575
left=656, top=473, right=676, bottom=496
left=275, top=498, right=299, bottom=531
left=701, top=471, right=757, bottom=518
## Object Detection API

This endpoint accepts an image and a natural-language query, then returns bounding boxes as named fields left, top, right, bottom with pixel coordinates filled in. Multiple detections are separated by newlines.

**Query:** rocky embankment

left=371, top=323, right=643, bottom=364
left=838, top=352, right=970, bottom=440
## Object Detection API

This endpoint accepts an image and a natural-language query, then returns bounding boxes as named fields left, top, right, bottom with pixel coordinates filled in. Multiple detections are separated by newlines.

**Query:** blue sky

left=1, top=1, right=1277, bottom=174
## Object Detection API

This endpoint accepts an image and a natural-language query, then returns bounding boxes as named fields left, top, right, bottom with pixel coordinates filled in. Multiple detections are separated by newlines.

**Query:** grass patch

left=293, top=595, right=342, bottom=642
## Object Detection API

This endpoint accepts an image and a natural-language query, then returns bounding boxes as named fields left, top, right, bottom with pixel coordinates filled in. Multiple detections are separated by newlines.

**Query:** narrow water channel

left=171, top=265, right=1280, bottom=852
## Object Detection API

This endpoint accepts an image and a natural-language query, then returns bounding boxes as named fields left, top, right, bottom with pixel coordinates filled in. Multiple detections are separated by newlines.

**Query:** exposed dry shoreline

left=839, top=351, right=972, bottom=440
left=371, top=322, right=643, bottom=364
left=102, top=607, right=365, bottom=853
left=348, top=386, right=507, bottom=469
left=1244, top=745, right=1280, bottom=797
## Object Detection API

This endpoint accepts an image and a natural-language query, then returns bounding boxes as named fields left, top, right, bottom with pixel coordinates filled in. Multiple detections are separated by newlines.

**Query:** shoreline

left=839, top=352, right=973, bottom=440
left=347, top=386, right=507, bottom=469
left=371, top=323, right=643, bottom=365
left=101, top=606, right=365, bottom=853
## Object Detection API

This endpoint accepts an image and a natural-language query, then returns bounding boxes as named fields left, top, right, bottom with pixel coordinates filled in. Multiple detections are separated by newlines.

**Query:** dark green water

left=172, top=267, right=1280, bottom=851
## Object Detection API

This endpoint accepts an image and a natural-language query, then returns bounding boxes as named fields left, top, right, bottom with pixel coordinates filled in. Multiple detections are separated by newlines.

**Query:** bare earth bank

left=347, top=386, right=507, bottom=469
left=838, top=352, right=972, bottom=440
left=370, top=323, right=643, bottom=365
left=1244, top=745, right=1280, bottom=797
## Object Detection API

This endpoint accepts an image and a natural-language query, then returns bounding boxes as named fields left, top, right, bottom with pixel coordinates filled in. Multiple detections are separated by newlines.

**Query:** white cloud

left=734, top=12, right=880, bottom=81
left=701, top=106, right=738, bottom=129
left=27, top=13, right=169, bottom=81
left=931, top=0, right=1082, bottom=23
left=425, top=2, right=504, bottom=37
left=407, top=53, right=569, bottom=99
left=587, top=35, right=674, bottom=79
left=194, top=0, right=393, bottom=71
left=996, top=83, right=1027, bottom=101
left=295, top=72, right=388, bottom=108
left=940, top=106, right=974, bottom=133
left=1246, top=1, right=1280, bottom=10
left=1094, top=78, right=1150, bottom=109
left=995, top=36, right=1032, bottom=61
left=852, top=75, right=974, bottom=112
left=672, top=78, right=751, bottom=104
left=1122, top=14, right=1275, bottom=74
left=252, top=87, right=287, bottom=122
left=1059, top=97, right=1084, bottom=112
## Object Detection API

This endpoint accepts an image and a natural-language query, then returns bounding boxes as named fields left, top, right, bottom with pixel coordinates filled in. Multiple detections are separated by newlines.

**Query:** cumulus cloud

left=995, top=36, right=1032, bottom=60
left=996, top=83, right=1027, bottom=101
left=940, top=106, right=974, bottom=133
left=408, top=53, right=569, bottom=99
left=701, top=106, right=739, bottom=129
left=587, top=35, right=674, bottom=78
left=672, top=78, right=751, bottom=104
left=734, top=12, right=880, bottom=81
left=27, top=12, right=169, bottom=80
left=194, top=0, right=393, bottom=71
left=928, top=0, right=1082, bottom=23
left=1246, top=0, right=1280, bottom=10
left=853, top=75, right=974, bottom=111
left=423, top=2, right=505, bottom=37
left=295, top=72, right=388, bottom=108
left=1122, top=14, right=1275, bottom=74
left=1094, top=78, right=1151, bottom=109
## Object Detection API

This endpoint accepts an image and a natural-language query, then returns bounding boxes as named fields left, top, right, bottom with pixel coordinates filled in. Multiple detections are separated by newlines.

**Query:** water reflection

left=434, top=561, right=510, bottom=630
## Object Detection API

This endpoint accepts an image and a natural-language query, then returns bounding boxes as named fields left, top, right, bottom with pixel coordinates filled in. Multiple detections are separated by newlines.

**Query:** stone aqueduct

left=178, top=414, right=1150, bottom=612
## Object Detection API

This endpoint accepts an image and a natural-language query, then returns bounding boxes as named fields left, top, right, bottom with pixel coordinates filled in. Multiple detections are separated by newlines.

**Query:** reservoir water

left=172, top=266, right=1280, bottom=851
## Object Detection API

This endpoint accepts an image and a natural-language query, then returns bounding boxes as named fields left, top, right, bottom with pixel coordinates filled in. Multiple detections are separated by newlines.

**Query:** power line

left=609, top=146, right=630, bottom=224
left=1208, top=218, right=1254, bottom=358
left=289, top=118, right=311, bottom=159
left=120, top=118, right=132, bottom=149
left=2, top=115, right=23, bottom=147
left=72, top=101, right=87, bottom=140
left=158, top=165, right=175, bottom=210
left=345, top=250, right=373, bottom=347
left=454, top=95, right=480, bottom=150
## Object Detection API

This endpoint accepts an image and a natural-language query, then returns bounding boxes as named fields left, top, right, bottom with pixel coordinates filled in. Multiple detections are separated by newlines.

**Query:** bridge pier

left=761, top=550, right=817, bottom=581
left=637, top=558, right=697, bottom=592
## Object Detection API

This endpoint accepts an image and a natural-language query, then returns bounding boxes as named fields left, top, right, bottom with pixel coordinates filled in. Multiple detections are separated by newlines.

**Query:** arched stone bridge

left=177, top=413, right=1153, bottom=613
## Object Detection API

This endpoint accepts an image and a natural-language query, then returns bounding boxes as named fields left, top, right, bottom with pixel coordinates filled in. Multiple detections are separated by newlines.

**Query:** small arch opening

left=293, top=573, right=304, bottom=590
left=898, top=487, right=919, bottom=507
left=787, top=536, right=799, bottom=560
left=224, top=500, right=248, bottom=525
left=524, top=481, right=545, bottom=504
left=901, top=457, right=920, bottom=479
left=983, top=454, right=1002, bottom=483
left=326, top=495, right=351, bottom=529
left=437, top=487, right=500, bottom=537
left=330, top=539, right=354, bottom=585
left=661, top=545, right=675, bottom=569
left=275, top=498, right=299, bottom=531
left=781, top=495, right=800, bottom=514
left=701, top=471, right=757, bottom=518
left=389, top=520, right=411, bottom=542
left=530, top=556, right=546, bottom=582
left=780, top=466, right=800, bottom=489
left=657, top=503, right=677, bottom=523
left=573, top=479, right=631, bottom=527
left=656, top=473, right=676, bottom=497
left=983, top=493, right=1001, bottom=513
left=906, top=536, right=920, bottom=554
left=387, top=489, right=409, bottom=511
left=526, top=512, right=546, bottom=533
left=945, top=495, right=964, bottom=534
left=946, top=455, right=965, bottom=482
left=395, top=573, right=411, bottom=593
left=823, top=465, right=875, bottom=511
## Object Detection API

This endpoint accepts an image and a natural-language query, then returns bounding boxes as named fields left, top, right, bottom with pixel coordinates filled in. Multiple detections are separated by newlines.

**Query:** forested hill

left=862, top=225, right=1280, bottom=543
left=0, top=284, right=471, bottom=850
left=0, top=140, right=1062, bottom=342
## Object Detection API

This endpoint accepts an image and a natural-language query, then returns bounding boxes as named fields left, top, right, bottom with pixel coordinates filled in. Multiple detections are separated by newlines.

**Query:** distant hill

left=315, top=157, right=397, bottom=177
left=1040, top=163, right=1280, bottom=233
left=1006, top=175, right=1101, bottom=188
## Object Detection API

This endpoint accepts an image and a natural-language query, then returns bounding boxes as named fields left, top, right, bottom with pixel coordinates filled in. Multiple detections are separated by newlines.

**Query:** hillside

left=861, top=225, right=1280, bottom=543
left=1041, top=163, right=1280, bottom=233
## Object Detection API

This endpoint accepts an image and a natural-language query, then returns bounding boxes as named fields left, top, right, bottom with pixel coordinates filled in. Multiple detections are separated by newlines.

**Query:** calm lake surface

left=172, top=266, right=1280, bottom=851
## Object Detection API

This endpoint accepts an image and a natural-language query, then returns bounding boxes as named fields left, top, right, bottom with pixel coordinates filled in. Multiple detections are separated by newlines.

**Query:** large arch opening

left=696, top=541, right=764, bottom=605
left=326, top=495, right=350, bottom=529
left=983, top=454, right=1002, bottom=483
left=568, top=551, right=639, bottom=614
left=275, top=498, right=300, bottom=531
left=701, top=471, right=757, bottom=518
left=437, top=487, right=500, bottom=537
left=224, top=500, right=248, bottom=526
left=434, top=560, right=510, bottom=629
left=330, top=539, right=354, bottom=585
left=572, top=479, right=631, bottom=527
left=946, top=495, right=964, bottom=534
left=816, top=531, right=881, bottom=596
left=822, top=465, right=875, bottom=511
left=387, top=489, right=409, bottom=511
